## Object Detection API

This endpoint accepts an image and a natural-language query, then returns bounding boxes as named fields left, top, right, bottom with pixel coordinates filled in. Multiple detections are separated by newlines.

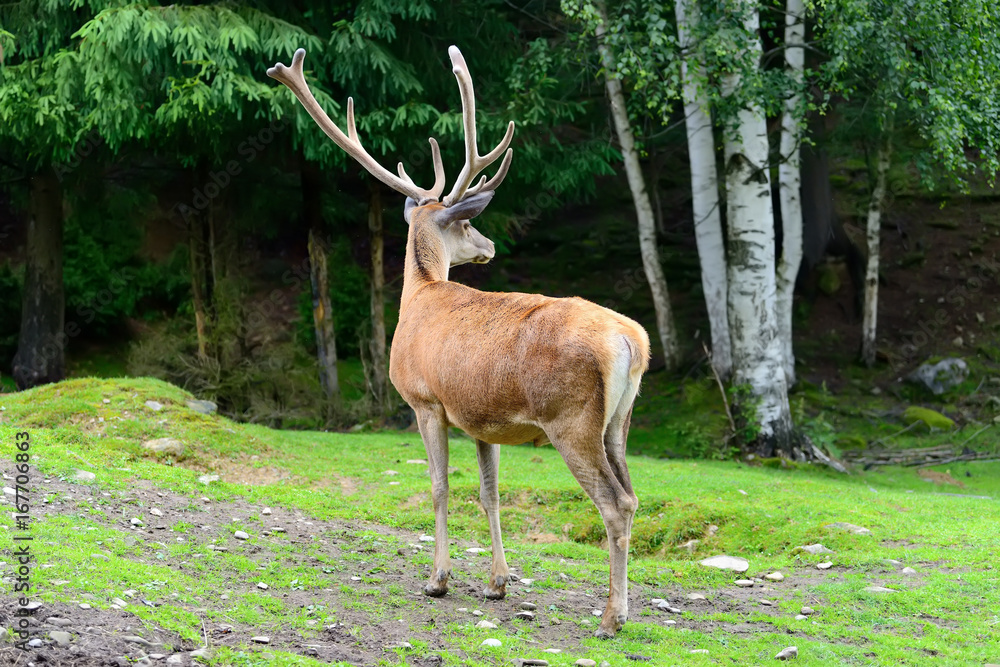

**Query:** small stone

left=144, top=400, right=164, bottom=411
left=251, top=636, right=270, bottom=644
left=383, top=470, right=399, bottom=476
left=699, top=555, right=749, bottom=572
left=476, top=620, right=497, bottom=629
left=651, top=598, right=665, bottom=605
left=678, top=539, right=700, bottom=553
left=734, top=579, right=754, bottom=587
left=234, top=531, right=250, bottom=540
left=49, top=630, right=72, bottom=646
left=189, top=648, right=213, bottom=659
left=74, top=469, right=97, bottom=482
left=543, top=648, right=562, bottom=654
left=46, top=617, right=72, bottom=627
left=575, top=660, right=597, bottom=667
left=825, top=522, right=871, bottom=535
left=656, top=602, right=681, bottom=613
left=149, top=654, right=166, bottom=660
left=394, top=642, right=413, bottom=649
left=130, top=518, right=144, bottom=527
left=112, top=597, right=128, bottom=607
left=664, top=620, right=676, bottom=625
left=79, top=603, right=91, bottom=609
left=466, top=547, right=487, bottom=554
left=150, top=509, right=163, bottom=517
left=262, top=508, right=272, bottom=515
left=796, top=544, right=834, bottom=555
left=257, top=582, right=269, bottom=590
left=472, top=610, right=484, bottom=616
left=760, top=599, right=773, bottom=606
left=817, top=562, right=833, bottom=570
left=775, top=646, right=798, bottom=660
left=419, top=534, right=435, bottom=542
left=166, top=656, right=184, bottom=665
left=521, top=660, right=550, bottom=667
left=686, top=593, right=706, bottom=600
left=549, top=617, right=561, bottom=625
left=142, top=438, right=184, bottom=456
left=800, top=607, right=815, bottom=615
left=123, top=636, right=156, bottom=647
left=902, top=567, right=917, bottom=575
left=519, top=601, right=537, bottom=611
left=186, top=399, right=217, bottom=414
left=198, top=475, right=219, bottom=485
left=794, top=614, right=808, bottom=620
left=514, top=611, right=535, bottom=620
left=27, top=638, right=44, bottom=648
left=520, top=578, right=535, bottom=585
left=481, top=638, right=502, bottom=648
left=690, top=649, right=709, bottom=654
left=864, top=586, right=897, bottom=593
left=22, top=601, right=42, bottom=611
left=591, top=609, right=603, bottom=617
left=765, top=572, right=784, bottom=581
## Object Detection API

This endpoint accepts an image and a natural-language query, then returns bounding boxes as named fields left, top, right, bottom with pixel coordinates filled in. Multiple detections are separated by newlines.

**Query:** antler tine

left=442, top=46, right=516, bottom=206
left=466, top=147, right=513, bottom=197
left=268, top=49, right=440, bottom=202
left=396, top=138, right=446, bottom=203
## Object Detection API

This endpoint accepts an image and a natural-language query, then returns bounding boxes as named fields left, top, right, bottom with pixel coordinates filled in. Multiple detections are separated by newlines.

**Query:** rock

left=476, top=620, right=497, bottom=629
left=519, top=578, right=535, bottom=585
left=79, top=603, right=91, bottom=609
left=22, top=601, right=42, bottom=611
left=902, top=567, right=917, bottom=575
left=543, top=648, right=562, bottom=654
left=46, top=617, right=72, bottom=627
left=907, top=358, right=968, bottom=395
left=686, top=593, right=706, bottom=600
left=186, top=399, right=217, bottom=414
left=166, top=656, right=184, bottom=665
left=514, top=611, right=535, bottom=621
left=575, top=660, right=597, bottom=667
left=817, top=562, right=833, bottom=570
left=591, top=609, right=603, bottom=617
left=150, top=509, right=163, bottom=517
left=472, top=610, right=484, bottom=616
left=257, top=582, right=268, bottom=590
left=775, top=646, right=798, bottom=660
left=864, top=586, right=897, bottom=593
left=481, top=638, right=501, bottom=648
left=549, top=618, right=561, bottom=625
left=466, top=547, right=487, bottom=554
left=130, top=518, right=144, bottom=527
left=734, top=579, right=754, bottom=587
left=678, top=539, right=700, bottom=553
left=699, top=555, right=749, bottom=572
left=657, top=602, right=681, bottom=613
left=112, top=597, right=128, bottom=607
left=765, top=572, right=784, bottom=581
left=189, top=648, right=213, bottom=660
left=142, top=438, right=185, bottom=457
left=419, top=535, right=435, bottom=542
left=234, top=531, right=250, bottom=540
left=794, top=614, right=808, bottom=620
left=27, top=638, right=44, bottom=648
left=198, top=474, right=219, bottom=485
left=800, top=607, right=815, bottom=615
left=690, top=649, right=709, bottom=654
left=825, top=522, right=871, bottom=535
left=251, top=636, right=270, bottom=644
left=760, top=599, right=773, bottom=606
left=262, top=508, right=272, bottom=515
left=149, top=654, right=166, bottom=660
left=519, top=602, right=537, bottom=611
left=49, top=630, right=72, bottom=646
left=144, top=400, right=164, bottom=411
left=74, top=469, right=96, bottom=482
left=903, top=406, right=955, bottom=430
left=520, top=660, right=549, bottom=667
left=123, top=636, right=156, bottom=647
left=795, top=544, right=833, bottom=555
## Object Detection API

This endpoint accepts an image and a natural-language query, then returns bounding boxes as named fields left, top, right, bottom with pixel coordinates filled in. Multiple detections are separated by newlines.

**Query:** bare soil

left=1, top=472, right=835, bottom=667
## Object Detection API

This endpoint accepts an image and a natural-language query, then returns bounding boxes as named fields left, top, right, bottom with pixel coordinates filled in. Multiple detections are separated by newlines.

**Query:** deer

left=267, top=46, right=649, bottom=638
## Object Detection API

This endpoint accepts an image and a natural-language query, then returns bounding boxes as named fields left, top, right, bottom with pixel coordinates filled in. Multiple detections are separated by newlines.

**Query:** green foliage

left=902, top=406, right=956, bottom=431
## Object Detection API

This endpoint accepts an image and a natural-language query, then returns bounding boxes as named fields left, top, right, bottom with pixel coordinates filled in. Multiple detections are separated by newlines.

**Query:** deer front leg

left=476, top=440, right=510, bottom=599
left=417, top=407, right=451, bottom=597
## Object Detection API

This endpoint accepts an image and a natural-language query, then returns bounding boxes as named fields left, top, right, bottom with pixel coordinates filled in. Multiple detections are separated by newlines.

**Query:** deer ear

left=404, top=197, right=418, bottom=225
left=431, top=191, right=495, bottom=227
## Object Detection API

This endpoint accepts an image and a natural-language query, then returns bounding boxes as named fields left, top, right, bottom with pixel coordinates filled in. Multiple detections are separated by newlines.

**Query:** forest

left=2, top=1, right=1000, bottom=666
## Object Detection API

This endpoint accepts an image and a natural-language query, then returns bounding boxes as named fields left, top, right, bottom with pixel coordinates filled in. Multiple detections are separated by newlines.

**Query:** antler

left=267, top=49, right=445, bottom=204
left=442, top=46, right=515, bottom=207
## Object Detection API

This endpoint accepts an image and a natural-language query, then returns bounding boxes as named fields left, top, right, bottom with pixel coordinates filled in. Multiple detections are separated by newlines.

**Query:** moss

left=835, top=435, right=868, bottom=450
left=903, top=406, right=955, bottom=430
left=818, top=264, right=842, bottom=295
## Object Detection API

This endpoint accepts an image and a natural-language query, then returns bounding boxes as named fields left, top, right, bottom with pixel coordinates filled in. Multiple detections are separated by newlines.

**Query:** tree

left=674, top=0, right=732, bottom=379
left=563, top=0, right=681, bottom=370
left=817, top=0, right=1000, bottom=366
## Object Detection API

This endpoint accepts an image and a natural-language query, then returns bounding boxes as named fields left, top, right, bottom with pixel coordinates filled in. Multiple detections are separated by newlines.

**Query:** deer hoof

left=423, top=581, right=448, bottom=597
left=593, top=625, right=617, bottom=639
left=483, top=575, right=509, bottom=600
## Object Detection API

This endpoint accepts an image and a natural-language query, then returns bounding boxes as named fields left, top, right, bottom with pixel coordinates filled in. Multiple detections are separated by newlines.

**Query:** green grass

left=2, top=376, right=999, bottom=666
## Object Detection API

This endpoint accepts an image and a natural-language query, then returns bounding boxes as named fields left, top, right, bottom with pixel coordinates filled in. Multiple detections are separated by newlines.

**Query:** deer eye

left=462, top=221, right=471, bottom=231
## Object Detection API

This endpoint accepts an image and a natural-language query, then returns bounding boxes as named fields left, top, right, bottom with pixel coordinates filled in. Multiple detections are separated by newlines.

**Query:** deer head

left=266, top=47, right=513, bottom=271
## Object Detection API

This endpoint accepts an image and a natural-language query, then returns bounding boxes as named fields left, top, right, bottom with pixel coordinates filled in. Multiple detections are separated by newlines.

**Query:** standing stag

left=267, top=47, right=649, bottom=638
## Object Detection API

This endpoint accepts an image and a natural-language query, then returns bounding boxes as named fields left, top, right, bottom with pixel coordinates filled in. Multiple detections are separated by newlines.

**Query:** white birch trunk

left=674, top=0, right=732, bottom=379
left=861, top=127, right=892, bottom=367
left=776, top=0, right=805, bottom=385
left=595, top=6, right=680, bottom=369
left=722, top=0, right=794, bottom=453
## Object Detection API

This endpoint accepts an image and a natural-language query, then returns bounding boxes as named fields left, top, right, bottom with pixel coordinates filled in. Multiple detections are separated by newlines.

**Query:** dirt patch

left=1, top=472, right=872, bottom=666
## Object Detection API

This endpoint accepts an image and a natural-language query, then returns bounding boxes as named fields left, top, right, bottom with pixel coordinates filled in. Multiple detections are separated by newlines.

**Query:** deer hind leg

left=416, top=405, right=451, bottom=597
left=550, top=428, right=636, bottom=639
left=476, top=440, right=511, bottom=599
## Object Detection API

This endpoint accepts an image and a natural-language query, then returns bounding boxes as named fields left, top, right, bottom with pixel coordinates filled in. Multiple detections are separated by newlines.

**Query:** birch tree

left=674, top=0, right=731, bottom=379
left=720, top=0, right=795, bottom=453
left=775, top=0, right=806, bottom=383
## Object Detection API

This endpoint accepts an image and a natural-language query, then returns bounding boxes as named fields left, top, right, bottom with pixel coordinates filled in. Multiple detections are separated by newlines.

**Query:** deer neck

left=401, top=220, right=449, bottom=306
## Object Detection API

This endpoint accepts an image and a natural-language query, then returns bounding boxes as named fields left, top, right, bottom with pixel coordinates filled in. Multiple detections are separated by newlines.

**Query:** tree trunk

left=367, top=185, right=389, bottom=411
left=12, top=166, right=65, bottom=389
left=722, top=0, right=795, bottom=455
left=775, top=0, right=806, bottom=385
left=674, top=0, right=732, bottom=379
left=302, top=158, right=340, bottom=398
left=861, top=122, right=893, bottom=367
left=594, top=3, right=680, bottom=370
left=189, top=162, right=214, bottom=360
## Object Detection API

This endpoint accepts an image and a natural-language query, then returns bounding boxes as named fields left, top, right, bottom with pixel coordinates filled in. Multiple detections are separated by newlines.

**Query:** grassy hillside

left=1, top=377, right=998, bottom=666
